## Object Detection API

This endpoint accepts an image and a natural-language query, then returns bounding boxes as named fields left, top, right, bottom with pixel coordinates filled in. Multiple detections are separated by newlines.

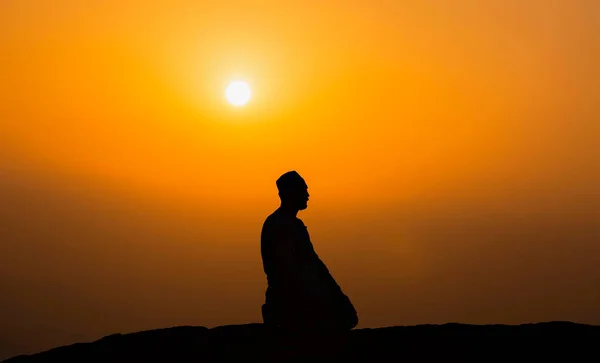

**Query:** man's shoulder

left=263, top=210, right=279, bottom=226
left=262, top=209, right=299, bottom=229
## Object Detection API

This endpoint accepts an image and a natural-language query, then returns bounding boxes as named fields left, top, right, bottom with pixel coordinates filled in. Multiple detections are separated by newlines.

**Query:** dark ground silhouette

left=4, top=322, right=600, bottom=362
left=260, top=171, right=358, bottom=332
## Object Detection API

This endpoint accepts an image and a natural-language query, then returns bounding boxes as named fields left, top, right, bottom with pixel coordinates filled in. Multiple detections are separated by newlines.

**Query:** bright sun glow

left=225, top=81, right=251, bottom=107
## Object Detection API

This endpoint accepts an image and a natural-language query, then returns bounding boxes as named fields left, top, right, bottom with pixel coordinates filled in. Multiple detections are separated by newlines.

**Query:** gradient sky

left=1, top=0, right=599, bottom=359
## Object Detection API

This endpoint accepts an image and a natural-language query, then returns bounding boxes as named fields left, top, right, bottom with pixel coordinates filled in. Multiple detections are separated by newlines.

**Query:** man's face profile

left=280, top=183, right=309, bottom=210
left=296, top=183, right=309, bottom=210
left=277, top=171, right=310, bottom=211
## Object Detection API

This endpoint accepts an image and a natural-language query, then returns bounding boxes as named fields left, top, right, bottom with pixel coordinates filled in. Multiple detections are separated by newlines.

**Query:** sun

left=225, top=81, right=251, bottom=107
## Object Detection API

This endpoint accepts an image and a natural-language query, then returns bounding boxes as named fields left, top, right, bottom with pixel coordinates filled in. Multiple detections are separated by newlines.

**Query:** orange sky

left=1, top=0, right=599, bottom=359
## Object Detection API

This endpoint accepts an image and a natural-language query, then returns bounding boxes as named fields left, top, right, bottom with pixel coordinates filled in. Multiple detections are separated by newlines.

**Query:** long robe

left=260, top=209, right=358, bottom=331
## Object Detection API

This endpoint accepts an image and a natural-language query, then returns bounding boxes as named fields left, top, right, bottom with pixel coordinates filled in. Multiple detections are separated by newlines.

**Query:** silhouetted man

left=261, top=171, right=358, bottom=333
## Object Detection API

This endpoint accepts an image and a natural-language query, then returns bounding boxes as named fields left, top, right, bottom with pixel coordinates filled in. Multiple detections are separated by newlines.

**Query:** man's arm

left=263, top=220, right=321, bottom=298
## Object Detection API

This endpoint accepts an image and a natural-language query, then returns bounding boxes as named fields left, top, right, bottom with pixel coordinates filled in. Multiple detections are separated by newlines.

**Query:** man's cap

left=276, top=170, right=306, bottom=192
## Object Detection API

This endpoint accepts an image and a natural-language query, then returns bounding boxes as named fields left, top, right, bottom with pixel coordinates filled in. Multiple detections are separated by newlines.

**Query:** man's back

left=261, top=209, right=317, bottom=302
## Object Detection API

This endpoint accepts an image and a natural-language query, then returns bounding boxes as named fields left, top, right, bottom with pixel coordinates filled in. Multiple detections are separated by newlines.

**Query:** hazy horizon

left=1, top=0, right=599, bottom=359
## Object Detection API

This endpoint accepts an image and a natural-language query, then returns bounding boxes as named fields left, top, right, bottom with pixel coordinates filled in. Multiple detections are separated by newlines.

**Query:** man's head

left=276, top=171, right=309, bottom=211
